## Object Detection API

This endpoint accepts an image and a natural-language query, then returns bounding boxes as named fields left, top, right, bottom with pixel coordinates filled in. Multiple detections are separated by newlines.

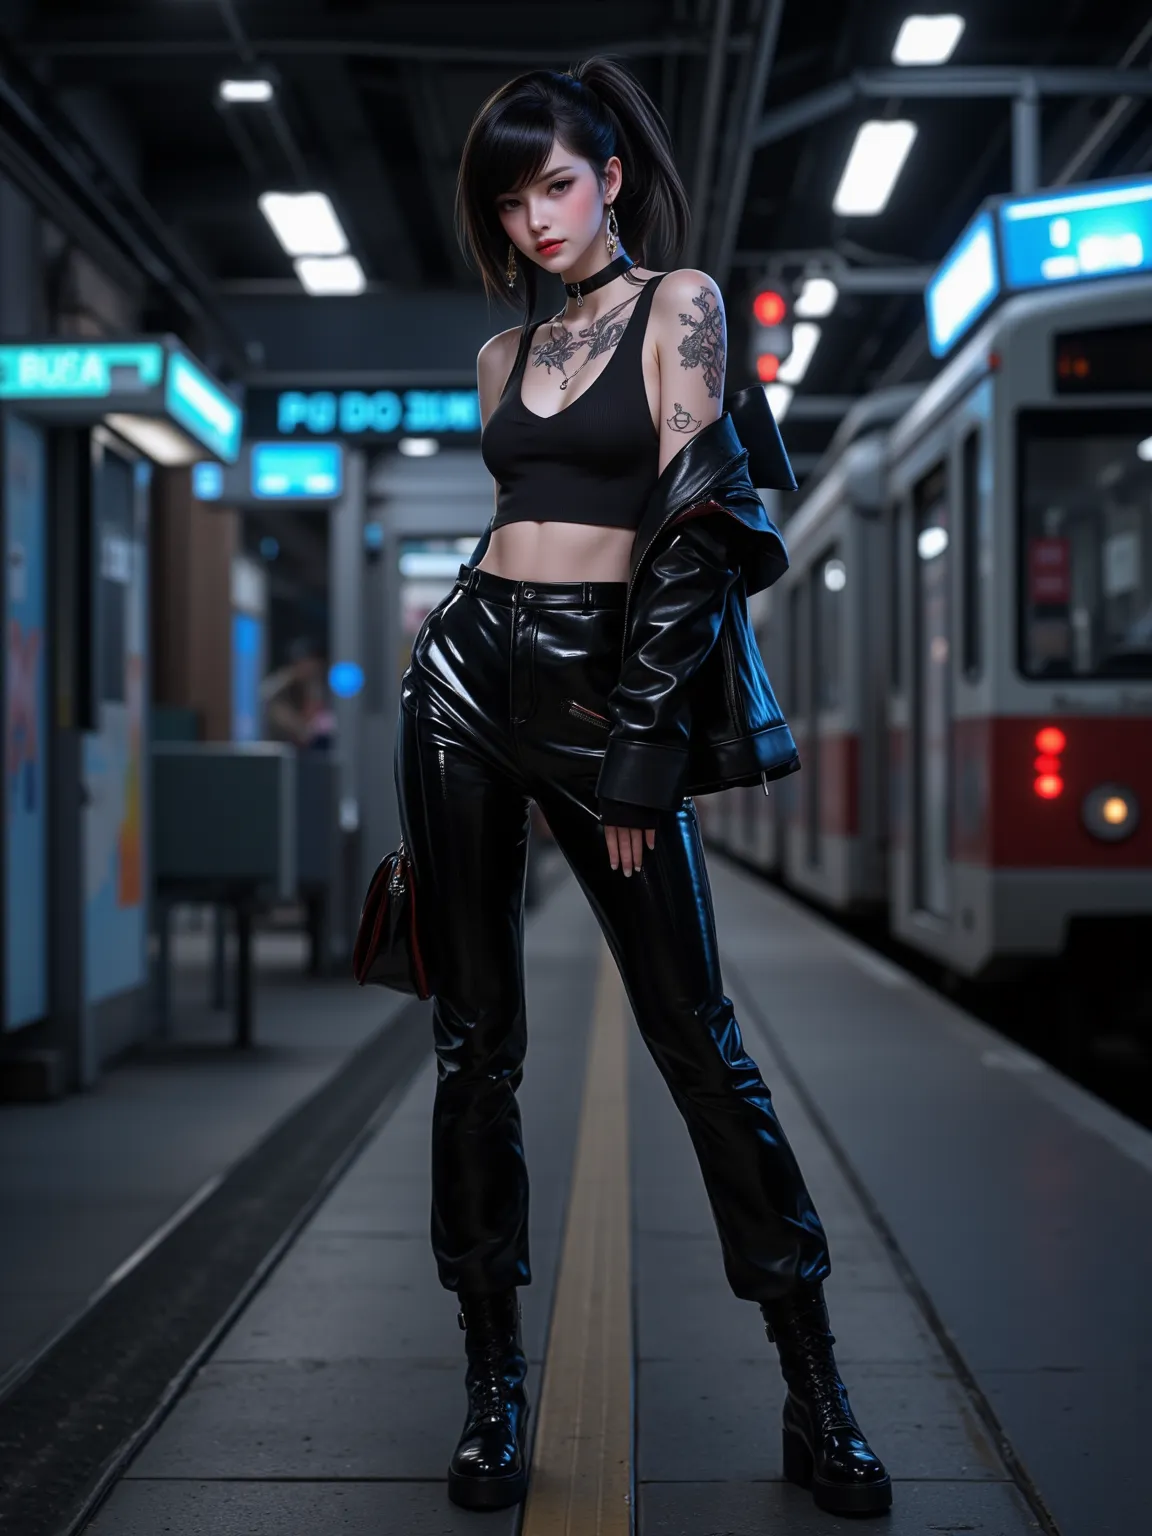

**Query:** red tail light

left=1034, top=774, right=1064, bottom=800
left=1035, top=726, right=1066, bottom=755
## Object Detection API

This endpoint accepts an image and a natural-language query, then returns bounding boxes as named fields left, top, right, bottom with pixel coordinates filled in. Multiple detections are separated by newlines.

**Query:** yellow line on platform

left=522, top=941, right=633, bottom=1535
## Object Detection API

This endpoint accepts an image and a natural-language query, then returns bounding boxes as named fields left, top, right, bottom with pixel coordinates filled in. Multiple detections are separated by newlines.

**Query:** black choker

left=564, top=253, right=635, bottom=307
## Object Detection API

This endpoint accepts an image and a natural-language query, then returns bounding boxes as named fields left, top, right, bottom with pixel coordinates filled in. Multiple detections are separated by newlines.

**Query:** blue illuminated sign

left=1000, top=180, right=1152, bottom=289
left=0, top=342, right=164, bottom=400
left=926, top=211, right=1001, bottom=359
left=251, top=442, right=344, bottom=499
left=166, top=352, right=243, bottom=464
left=328, top=661, right=364, bottom=698
left=925, top=176, right=1152, bottom=356
left=192, top=462, right=225, bottom=501
left=275, top=388, right=481, bottom=438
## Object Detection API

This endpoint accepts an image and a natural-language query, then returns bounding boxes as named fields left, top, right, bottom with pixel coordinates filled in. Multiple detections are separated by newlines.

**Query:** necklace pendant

left=575, top=289, right=583, bottom=307
left=559, top=378, right=568, bottom=390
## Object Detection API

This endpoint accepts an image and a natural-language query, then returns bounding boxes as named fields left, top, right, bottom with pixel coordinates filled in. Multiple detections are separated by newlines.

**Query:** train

left=700, top=271, right=1152, bottom=1000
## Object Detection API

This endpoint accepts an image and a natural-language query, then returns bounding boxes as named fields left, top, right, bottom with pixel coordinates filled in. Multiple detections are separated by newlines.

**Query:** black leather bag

left=352, top=839, right=432, bottom=997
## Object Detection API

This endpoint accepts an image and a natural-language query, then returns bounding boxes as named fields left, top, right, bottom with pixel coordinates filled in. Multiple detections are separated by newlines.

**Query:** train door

left=911, top=461, right=952, bottom=918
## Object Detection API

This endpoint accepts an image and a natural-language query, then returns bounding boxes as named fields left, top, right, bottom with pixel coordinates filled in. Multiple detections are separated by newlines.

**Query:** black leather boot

left=761, top=1283, right=892, bottom=1516
left=447, top=1289, right=530, bottom=1510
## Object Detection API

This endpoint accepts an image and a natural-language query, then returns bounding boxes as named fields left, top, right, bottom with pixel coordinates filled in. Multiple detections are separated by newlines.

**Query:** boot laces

left=469, top=1339, right=512, bottom=1424
left=459, top=1297, right=518, bottom=1426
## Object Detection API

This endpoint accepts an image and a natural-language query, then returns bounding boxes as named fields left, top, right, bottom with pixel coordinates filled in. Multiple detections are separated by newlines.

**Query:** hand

left=603, top=824, right=657, bottom=876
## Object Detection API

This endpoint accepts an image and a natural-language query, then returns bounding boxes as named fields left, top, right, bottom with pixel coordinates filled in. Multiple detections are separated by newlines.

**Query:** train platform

left=12, top=847, right=1149, bottom=1535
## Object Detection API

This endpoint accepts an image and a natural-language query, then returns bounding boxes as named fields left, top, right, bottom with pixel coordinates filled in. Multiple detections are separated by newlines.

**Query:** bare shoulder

left=651, top=267, right=726, bottom=324
left=477, top=325, right=521, bottom=387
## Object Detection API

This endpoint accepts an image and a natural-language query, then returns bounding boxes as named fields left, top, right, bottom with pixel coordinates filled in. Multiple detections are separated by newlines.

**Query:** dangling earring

left=605, top=205, right=620, bottom=259
left=505, top=243, right=517, bottom=287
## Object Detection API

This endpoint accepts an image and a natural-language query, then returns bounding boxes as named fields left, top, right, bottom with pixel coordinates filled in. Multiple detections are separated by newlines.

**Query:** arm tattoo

left=666, top=402, right=703, bottom=435
left=677, top=287, right=726, bottom=399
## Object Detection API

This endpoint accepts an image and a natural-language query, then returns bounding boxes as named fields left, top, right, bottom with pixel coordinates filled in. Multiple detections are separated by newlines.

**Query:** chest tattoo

left=677, top=287, right=726, bottom=399
left=529, top=291, right=641, bottom=380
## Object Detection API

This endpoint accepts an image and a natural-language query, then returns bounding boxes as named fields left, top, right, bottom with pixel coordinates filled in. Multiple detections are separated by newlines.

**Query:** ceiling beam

left=755, top=66, right=1152, bottom=149
left=686, top=0, right=733, bottom=267
left=710, top=0, right=786, bottom=288
left=20, top=35, right=757, bottom=65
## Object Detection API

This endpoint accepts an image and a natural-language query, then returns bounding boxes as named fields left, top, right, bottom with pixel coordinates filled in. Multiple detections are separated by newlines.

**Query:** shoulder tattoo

left=677, top=287, right=726, bottom=399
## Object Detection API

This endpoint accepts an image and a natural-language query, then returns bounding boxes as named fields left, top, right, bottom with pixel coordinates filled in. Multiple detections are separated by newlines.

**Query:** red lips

left=536, top=239, right=564, bottom=254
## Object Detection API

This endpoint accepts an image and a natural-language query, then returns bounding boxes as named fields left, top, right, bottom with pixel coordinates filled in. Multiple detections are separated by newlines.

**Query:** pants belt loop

left=582, top=580, right=593, bottom=612
left=466, top=566, right=480, bottom=594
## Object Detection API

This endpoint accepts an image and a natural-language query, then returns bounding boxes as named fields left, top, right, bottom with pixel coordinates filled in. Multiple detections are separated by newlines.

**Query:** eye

left=549, top=178, right=572, bottom=194
left=497, top=197, right=519, bottom=213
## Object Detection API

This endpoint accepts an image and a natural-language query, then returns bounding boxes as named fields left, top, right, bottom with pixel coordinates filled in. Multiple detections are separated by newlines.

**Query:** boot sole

left=447, top=1465, right=527, bottom=1510
left=783, top=1428, right=893, bottom=1516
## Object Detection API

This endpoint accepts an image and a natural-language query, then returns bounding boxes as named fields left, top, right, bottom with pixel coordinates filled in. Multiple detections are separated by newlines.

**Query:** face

left=496, top=139, right=622, bottom=273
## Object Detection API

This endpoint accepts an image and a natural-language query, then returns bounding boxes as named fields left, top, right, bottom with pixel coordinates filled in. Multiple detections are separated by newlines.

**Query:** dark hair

left=455, top=57, right=690, bottom=330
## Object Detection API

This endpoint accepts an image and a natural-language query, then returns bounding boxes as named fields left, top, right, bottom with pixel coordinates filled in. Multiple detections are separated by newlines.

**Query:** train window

left=1018, top=410, right=1152, bottom=680
left=912, top=462, right=952, bottom=919
left=816, top=545, right=845, bottom=711
left=960, top=430, right=982, bottom=680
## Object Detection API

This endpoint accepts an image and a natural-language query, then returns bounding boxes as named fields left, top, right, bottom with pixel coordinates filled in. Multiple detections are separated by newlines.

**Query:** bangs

left=472, top=106, right=561, bottom=220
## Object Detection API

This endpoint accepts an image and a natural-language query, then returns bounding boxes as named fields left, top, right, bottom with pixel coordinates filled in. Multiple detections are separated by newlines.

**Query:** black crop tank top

left=480, top=272, right=666, bottom=532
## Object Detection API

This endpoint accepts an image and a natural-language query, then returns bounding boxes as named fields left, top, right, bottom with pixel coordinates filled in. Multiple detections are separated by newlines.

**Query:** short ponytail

left=456, top=55, right=690, bottom=328
left=566, top=57, right=690, bottom=271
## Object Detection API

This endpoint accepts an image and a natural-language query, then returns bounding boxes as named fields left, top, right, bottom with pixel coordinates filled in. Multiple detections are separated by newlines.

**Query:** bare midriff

left=476, top=520, right=635, bottom=584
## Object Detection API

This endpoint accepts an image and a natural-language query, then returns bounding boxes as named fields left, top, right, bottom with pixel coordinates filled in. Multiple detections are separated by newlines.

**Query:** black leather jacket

left=466, top=387, right=799, bottom=819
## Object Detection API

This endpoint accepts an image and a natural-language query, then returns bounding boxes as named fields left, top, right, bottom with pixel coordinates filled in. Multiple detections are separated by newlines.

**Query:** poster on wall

left=84, top=454, right=148, bottom=1006
left=4, top=414, right=48, bottom=1030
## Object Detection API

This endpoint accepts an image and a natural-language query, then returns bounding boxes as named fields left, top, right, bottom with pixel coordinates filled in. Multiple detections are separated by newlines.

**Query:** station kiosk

left=0, top=337, right=242, bottom=1092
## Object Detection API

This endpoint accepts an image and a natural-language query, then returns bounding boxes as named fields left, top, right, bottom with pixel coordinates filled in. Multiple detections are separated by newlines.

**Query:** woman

left=394, top=57, right=891, bottom=1518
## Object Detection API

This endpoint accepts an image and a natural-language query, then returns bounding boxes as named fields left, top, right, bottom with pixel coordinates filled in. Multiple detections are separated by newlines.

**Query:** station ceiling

left=2, top=1, right=1152, bottom=462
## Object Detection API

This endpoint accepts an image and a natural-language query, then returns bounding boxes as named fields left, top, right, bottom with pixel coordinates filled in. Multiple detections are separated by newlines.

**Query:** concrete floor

left=81, top=845, right=1138, bottom=1534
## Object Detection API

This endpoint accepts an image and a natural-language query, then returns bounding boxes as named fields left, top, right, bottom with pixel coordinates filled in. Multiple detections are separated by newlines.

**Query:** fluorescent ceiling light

left=398, top=437, right=440, bottom=457
left=764, top=383, right=793, bottom=422
left=777, top=322, right=821, bottom=385
left=259, top=192, right=348, bottom=257
left=794, top=277, right=839, bottom=318
left=294, top=255, right=366, bottom=296
left=833, top=120, right=919, bottom=216
left=105, top=414, right=201, bottom=466
left=892, top=15, right=966, bottom=65
left=219, top=78, right=274, bottom=103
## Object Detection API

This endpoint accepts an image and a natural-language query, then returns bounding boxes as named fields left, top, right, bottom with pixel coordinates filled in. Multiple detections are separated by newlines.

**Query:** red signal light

left=1035, top=726, right=1066, bottom=755
left=1034, top=775, right=1064, bottom=800
left=756, top=353, right=780, bottom=382
left=753, top=290, right=787, bottom=327
left=1033, top=754, right=1061, bottom=775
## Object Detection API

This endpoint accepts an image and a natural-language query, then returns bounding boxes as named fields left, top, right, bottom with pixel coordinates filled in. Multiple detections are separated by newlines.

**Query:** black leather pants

left=395, top=563, right=831, bottom=1303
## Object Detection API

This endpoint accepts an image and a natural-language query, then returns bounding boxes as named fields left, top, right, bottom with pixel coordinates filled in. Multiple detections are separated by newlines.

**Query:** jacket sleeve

left=595, top=510, right=740, bottom=816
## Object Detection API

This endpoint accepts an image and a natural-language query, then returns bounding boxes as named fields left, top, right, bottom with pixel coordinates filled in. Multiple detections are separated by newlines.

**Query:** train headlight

left=1081, top=783, right=1139, bottom=842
